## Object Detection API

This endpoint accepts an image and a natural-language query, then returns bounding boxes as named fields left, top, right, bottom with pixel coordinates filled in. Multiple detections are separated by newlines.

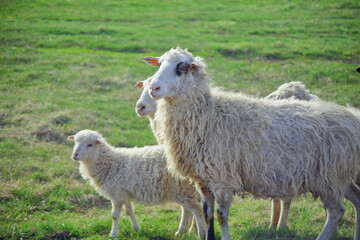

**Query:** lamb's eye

left=87, top=144, right=93, bottom=147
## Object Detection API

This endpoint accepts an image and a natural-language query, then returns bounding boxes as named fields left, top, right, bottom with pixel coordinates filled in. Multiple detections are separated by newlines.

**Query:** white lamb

left=142, top=47, right=360, bottom=240
left=67, top=130, right=206, bottom=239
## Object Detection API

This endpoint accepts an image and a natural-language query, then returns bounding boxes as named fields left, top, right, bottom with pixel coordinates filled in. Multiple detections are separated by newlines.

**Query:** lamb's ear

left=143, top=57, right=160, bottom=67
left=189, top=62, right=199, bottom=72
left=135, top=81, right=144, bottom=88
left=67, top=135, right=75, bottom=141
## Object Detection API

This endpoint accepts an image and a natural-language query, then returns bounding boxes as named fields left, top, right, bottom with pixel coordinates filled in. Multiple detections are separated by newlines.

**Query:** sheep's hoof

left=132, top=225, right=140, bottom=231
left=109, top=235, right=118, bottom=240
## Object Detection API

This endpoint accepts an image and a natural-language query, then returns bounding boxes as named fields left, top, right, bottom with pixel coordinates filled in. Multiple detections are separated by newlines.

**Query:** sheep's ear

left=189, top=62, right=199, bottom=72
left=143, top=57, right=160, bottom=67
left=135, top=81, right=144, bottom=88
left=67, top=135, right=75, bottom=141
left=95, top=140, right=101, bottom=144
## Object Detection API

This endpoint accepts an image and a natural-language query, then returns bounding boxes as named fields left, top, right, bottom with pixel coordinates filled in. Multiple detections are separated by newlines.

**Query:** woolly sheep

left=143, top=47, right=360, bottom=240
left=266, top=82, right=360, bottom=231
left=135, top=76, right=360, bottom=237
left=67, top=130, right=206, bottom=239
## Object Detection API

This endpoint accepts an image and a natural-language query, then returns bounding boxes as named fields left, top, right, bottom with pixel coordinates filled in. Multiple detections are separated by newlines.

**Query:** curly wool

left=76, top=131, right=200, bottom=205
left=153, top=49, right=360, bottom=204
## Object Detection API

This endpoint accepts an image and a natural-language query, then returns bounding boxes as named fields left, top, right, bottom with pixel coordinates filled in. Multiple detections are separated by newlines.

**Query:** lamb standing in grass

left=142, top=47, right=360, bottom=240
left=67, top=130, right=206, bottom=239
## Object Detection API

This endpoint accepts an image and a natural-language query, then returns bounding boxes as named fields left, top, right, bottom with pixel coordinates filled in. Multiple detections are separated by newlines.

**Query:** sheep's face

left=135, top=78, right=157, bottom=117
left=143, top=48, right=198, bottom=100
left=67, top=130, right=102, bottom=161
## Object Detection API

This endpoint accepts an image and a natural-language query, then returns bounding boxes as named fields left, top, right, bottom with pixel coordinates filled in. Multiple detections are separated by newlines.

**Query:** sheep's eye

left=175, top=62, right=189, bottom=76
left=87, top=144, right=93, bottom=147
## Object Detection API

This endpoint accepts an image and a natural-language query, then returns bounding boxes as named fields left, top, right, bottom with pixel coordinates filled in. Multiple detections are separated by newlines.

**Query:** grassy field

left=0, top=0, right=359, bottom=239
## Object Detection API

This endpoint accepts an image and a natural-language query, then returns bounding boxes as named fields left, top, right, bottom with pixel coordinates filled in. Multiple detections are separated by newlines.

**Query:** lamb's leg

left=277, top=197, right=292, bottom=230
left=270, top=198, right=281, bottom=228
left=175, top=206, right=191, bottom=236
left=345, top=182, right=360, bottom=240
left=199, top=185, right=216, bottom=240
left=110, top=200, right=124, bottom=239
left=124, top=201, right=140, bottom=231
left=189, top=213, right=198, bottom=233
left=316, top=200, right=345, bottom=240
left=215, top=189, right=233, bottom=240
left=175, top=199, right=206, bottom=239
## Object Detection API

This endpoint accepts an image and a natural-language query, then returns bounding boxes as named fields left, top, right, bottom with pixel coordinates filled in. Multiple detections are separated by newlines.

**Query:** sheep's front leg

left=200, top=185, right=215, bottom=240
left=124, top=201, right=140, bottom=231
left=110, top=201, right=124, bottom=239
left=215, top=190, right=233, bottom=240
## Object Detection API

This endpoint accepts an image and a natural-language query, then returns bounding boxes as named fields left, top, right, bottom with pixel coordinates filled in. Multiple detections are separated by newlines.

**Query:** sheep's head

left=143, top=47, right=200, bottom=100
left=135, top=77, right=157, bottom=117
left=67, top=130, right=102, bottom=161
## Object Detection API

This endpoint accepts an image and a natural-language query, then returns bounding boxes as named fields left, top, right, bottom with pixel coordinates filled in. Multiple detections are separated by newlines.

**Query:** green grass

left=0, top=0, right=359, bottom=239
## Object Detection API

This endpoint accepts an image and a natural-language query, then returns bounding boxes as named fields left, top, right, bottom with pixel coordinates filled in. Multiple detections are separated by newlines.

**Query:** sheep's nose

left=150, top=85, right=161, bottom=93
left=136, top=104, right=146, bottom=111
left=72, top=153, right=79, bottom=160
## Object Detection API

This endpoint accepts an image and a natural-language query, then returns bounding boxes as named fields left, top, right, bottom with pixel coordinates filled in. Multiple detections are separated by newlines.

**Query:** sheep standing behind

left=267, top=82, right=360, bottom=231
left=67, top=130, right=206, bottom=239
left=143, top=47, right=360, bottom=240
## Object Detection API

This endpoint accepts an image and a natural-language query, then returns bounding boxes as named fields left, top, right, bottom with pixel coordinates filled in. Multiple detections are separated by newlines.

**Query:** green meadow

left=0, top=0, right=359, bottom=239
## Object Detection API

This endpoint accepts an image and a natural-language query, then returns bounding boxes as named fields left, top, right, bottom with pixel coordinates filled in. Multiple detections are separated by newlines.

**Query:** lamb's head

left=135, top=77, right=157, bottom=117
left=67, top=130, right=103, bottom=161
left=143, top=47, right=203, bottom=100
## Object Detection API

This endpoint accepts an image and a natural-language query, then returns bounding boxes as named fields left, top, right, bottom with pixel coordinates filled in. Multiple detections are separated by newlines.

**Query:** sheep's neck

left=80, top=145, right=114, bottom=189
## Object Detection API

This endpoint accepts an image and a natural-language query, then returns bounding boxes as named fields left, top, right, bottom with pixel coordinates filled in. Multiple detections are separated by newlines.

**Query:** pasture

left=0, top=0, right=359, bottom=239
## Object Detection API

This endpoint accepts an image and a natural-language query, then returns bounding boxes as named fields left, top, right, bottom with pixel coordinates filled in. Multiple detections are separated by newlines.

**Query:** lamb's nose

left=72, top=153, right=78, bottom=159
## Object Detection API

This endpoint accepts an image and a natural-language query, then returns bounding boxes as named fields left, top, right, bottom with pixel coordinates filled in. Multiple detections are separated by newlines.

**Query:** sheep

left=266, top=81, right=319, bottom=101
left=67, top=129, right=206, bottom=239
left=136, top=76, right=360, bottom=236
left=135, top=76, right=360, bottom=237
left=142, top=47, right=360, bottom=240
left=266, top=82, right=360, bottom=231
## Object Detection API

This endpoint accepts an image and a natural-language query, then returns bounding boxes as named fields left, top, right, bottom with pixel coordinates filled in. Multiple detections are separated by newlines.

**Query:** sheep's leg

left=175, top=206, right=191, bottom=236
left=345, top=182, right=360, bottom=240
left=215, top=190, right=233, bottom=240
left=110, top=201, right=124, bottom=239
left=316, top=200, right=345, bottom=240
left=277, top=197, right=292, bottom=230
left=270, top=198, right=281, bottom=228
left=200, top=186, right=216, bottom=240
left=124, top=201, right=140, bottom=231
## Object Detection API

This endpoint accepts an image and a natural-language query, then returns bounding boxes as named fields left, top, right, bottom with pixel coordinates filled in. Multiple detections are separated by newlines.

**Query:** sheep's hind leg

left=215, top=189, right=233, bottom=240
left=110, top=200, right=124, bottom=239
left=175, top=206, right=191, bottom=236
left=124, top=201, right=140, bottom=231
left=316, top=199, right=345, bottom=240
left=345, top=182, right=360, bottom=240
